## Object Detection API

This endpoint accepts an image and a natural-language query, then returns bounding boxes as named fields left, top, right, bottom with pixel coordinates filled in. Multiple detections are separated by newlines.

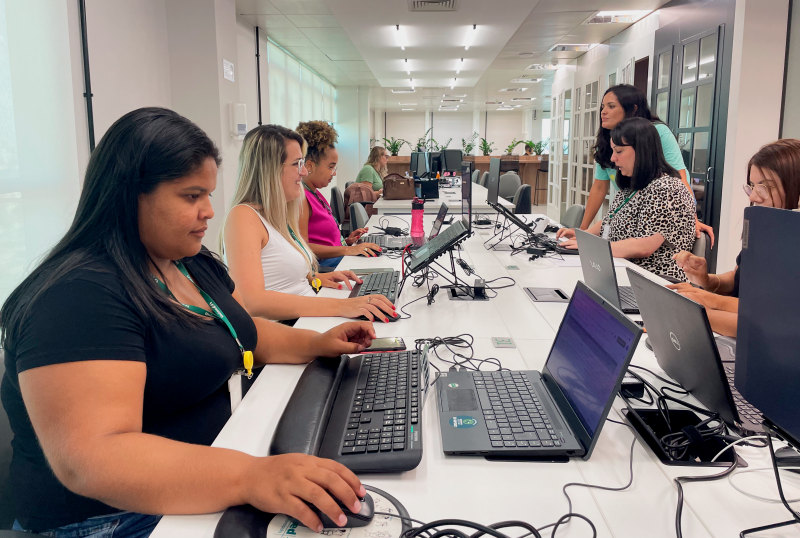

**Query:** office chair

left=344, top=181, right=354, bottom=190
left=349, top=203, right=369, bottom=231
left=471, top=169, right=480, bottom=184
left=560, top=204, right=585, bottom=229
left=692, top=231, right=710, bottom=257
left=330, top=186, right=348, bottom=236
left=533, top=161, right=548, bottom=205
left=512, top=185, right=532, bottom=215
left=499, top=173, right=521, bottom=202
left=479, top=172, right=489, bottom=187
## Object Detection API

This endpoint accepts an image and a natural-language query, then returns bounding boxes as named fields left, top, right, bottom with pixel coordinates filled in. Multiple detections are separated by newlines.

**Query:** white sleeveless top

left=238, top=205, right=315, bottom=298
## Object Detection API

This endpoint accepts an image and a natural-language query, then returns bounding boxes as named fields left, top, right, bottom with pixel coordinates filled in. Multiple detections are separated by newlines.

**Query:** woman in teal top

left=356, top=146, right=388, bottom=192
left=565, top=84, right=714, bottom=246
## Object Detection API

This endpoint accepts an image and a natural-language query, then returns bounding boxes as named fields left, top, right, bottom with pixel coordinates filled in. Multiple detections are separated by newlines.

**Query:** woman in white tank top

left=222, top=125, right=396, bottom=323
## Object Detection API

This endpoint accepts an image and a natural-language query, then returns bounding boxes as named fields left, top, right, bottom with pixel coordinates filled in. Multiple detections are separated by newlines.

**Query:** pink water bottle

left=411, top=197, right=425, bottom=239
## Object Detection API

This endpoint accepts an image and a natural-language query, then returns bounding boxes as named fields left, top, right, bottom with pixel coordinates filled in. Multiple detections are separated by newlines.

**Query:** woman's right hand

left=555, top=228, right=576, bottom=240
left=247, top=454, right=366, bottom=532
left=340, top=294, right=397, bottom=322
left=346, top=243, right=381, bottom=257
left=672, top=251, right=710, bottom=288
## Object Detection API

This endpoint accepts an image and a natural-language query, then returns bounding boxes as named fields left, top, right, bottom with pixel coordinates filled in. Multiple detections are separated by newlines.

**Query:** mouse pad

left=267, top=491, right=404, bottom=538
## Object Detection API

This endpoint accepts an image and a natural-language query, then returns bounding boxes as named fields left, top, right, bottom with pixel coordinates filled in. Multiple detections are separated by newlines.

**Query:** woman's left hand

left=313, top=322, right=377, bottom=355
left=345, top=227, right=369, bottom=246
left=667, top=283, right=724, bottom=310
left=318, top=271, right=362, bottom=290
left=559, top=238, right=579, bottom=250
left=695, top=218, right=716, bottom=248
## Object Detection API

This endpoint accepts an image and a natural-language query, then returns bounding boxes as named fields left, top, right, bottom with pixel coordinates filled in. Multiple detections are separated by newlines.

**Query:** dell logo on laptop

left=590, top=261, right=601, bottom=271
left=670, top=332, right=681, bottom=350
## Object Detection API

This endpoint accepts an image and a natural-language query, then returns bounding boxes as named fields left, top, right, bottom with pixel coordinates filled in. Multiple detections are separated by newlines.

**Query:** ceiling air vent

left=391, top=89, right=416, bottom=93
left=548, top=44, right=593, bottom=52
left=499, top=88, right=527, bottom=92
left=511, top=97, right=535, bottom=101
left=485, top=101, right=503, bottom=105
left=408, top=0, right=458, bottom=12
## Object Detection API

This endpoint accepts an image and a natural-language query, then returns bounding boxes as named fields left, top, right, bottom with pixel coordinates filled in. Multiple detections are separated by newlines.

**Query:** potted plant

left=505, top=138, right=524, bottom=155
left=478, top=137, right=495, bottom=156
left=462, top=132, right=478, bottom=155
left=431, top=138, right=452, bottom=152
left=414, top=128, right=433, bottom=152
left=382, top=137, right=408, bottom=156
left=526, top=138, right=549, bottom=156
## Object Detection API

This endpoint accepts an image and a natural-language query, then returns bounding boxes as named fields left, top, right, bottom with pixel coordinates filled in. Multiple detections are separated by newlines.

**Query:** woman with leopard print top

left=559, top=118, right=696, bottom=281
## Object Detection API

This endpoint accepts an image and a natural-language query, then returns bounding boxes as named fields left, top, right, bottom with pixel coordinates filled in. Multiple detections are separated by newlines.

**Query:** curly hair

left=295, top=120, right=338, bottom=163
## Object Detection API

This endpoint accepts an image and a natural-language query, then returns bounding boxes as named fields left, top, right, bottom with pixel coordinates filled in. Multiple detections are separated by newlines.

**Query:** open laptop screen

left=544, top=286, right=636, bottom=437
left=461, top=162, right=472, bottom=234
left=487, top=158, right=501, bottom=205
left=429, top=203, right=449, bottom=239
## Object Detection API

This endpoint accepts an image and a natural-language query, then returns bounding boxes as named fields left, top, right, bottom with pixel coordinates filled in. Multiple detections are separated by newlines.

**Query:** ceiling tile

left=532, top=0, right=606, bottom=12
left=263, top=26, right=315, bottom=46
left=286, top=15, right=341, bottom=28
left=320, top=47, right=364, bottom=61
left=236, top=0, right=281, bottom=15
left=333, top=60, right=373, bottom=72
left=270, top=0, right=333, bottom=15
left=251, top=14, right=294, bottom=28
left=300, top=27, right=357, bottom=48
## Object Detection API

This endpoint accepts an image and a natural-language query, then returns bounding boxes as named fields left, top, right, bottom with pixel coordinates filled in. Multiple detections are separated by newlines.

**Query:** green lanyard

left=287, top=225, right=313, bottom=268
left=152, top=260, right=254, bottom=378
left=608, top=190, right=637, bottom=221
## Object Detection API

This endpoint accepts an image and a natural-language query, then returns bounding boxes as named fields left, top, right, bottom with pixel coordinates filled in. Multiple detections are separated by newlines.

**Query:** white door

left=547, top=92, right=564, bottom=218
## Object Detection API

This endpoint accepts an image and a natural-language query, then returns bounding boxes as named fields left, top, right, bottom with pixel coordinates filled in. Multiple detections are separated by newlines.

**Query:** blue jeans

left=318, top=256, right=343, bottom=268
left=14, top=512, right=161, bottom=538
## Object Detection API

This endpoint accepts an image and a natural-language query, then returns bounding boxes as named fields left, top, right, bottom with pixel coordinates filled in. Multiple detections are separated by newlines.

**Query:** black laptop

left=435, top=281, right=642, bottom=460
left=575, top=229, right=638, bottom=313
left=627, top=269, right=763, bottom=433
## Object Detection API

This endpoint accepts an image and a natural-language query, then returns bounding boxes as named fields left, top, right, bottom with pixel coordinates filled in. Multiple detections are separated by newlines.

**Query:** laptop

left=407, top=219, right=469, bottom=274
left=436, top=281, right=642, bottom=460
left=392, top=203, right=449, bottom=249
left=461, top=161, right=473, bottom=234
left=575, top=229, right=638, bottom=313
left=627, top=269, right=763, bottom=433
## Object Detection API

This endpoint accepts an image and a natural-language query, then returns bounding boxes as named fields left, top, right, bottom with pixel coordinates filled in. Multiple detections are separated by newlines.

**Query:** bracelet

left=708, top=274, right=721, bottom=293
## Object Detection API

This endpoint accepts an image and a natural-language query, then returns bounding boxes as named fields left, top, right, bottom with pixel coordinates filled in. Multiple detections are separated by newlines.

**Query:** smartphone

left=365, top=337, right=406, bottom=352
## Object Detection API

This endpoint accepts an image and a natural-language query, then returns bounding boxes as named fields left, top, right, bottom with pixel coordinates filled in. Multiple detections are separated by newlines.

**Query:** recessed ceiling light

left=586, top=11, right=650, bottom=24
left=511, top=97, right=535, bottom=101
left=402, top=108, right=416, bottom=111
left=464, top=24, right=476, bottom=50
left=396, top=25, right=406, bottom=50
left=548, top=44, right=598, bottom=52
left=485, top=101, right=503, bottom=105
left=444, top=94, right=467, bottom=98
left=392, top=89, right=416, bottom=93
left=499, top=88, right=528, bottom=92
left=496, top=107, right=514, bottom=111
left=399, top=102, right=417, bottom=105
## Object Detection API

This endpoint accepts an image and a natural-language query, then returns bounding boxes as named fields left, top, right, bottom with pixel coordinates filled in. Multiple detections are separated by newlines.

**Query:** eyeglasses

left=743, top=181, right=775, bottom=199
left=288, top=158, right=306, bottom=171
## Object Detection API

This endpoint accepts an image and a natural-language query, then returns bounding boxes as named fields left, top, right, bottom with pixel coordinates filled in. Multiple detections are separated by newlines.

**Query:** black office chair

left=349, top=204, right=369, bottom=231
left=479, top=172, right=489, bottom=187
left=344, top=181, right=354, bottom=190
left=512, top=185, right=532, bottom=215
left=330, top=186, right=348, bottom=236
left=533, top=160, right=548, bottom=206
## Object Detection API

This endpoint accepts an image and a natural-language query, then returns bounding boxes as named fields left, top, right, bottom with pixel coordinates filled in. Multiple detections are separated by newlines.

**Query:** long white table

left=151, top=214, right=800, bottom=538
left=373, top=182, right=514, bottom=215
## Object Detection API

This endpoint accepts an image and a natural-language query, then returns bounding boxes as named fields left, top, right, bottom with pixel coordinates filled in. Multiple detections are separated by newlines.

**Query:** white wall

left=385, top=112, right=425, bottom=155
left=85, top=0, right=172, bottom=141
left=335, top=86, right=370, bottom=194
left=782, top=0, right=800, bottom=139
left=431, top=111, right=472, bottom=153
left=485, top=110, right=525, bottom=155
left=718, top=0, right=790, bottom=271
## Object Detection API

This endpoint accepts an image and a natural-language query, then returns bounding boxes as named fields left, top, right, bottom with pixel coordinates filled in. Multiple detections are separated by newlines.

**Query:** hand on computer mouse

left=307, top=492, right=375, bottom=528
left=555, top=227, right=575, bottom=240
left=244, top=453, right=366, bottom=532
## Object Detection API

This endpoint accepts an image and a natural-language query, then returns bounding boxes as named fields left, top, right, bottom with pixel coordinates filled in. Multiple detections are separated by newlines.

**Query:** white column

left=717, top=0, right=790, bottom=271
left=472, top=109, right=481, bottom=154
left=522, top=109, right=533, bottom=142
left=374, top=108, right=384, bottom=145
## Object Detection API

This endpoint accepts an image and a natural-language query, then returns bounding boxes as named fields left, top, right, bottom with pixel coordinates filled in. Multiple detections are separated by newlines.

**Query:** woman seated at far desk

left=558, top=117, right=696, bottom=281
left=223, top=124, right=396, bottom=323
left=296, top=121, right=383, bottom=267
left=668, top=139, right=800, bottom=337
left=356, top=146, right=388, bottom=193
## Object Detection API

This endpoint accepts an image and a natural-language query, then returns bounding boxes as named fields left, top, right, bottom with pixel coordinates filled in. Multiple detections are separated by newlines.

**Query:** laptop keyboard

left=351, top=271, right=400, bottom=303
left=472, top=371, right=561, bottom=448
left=341, top=351, right=421, bottom=455
left=361, top=235, right=409, bottom=249
left=618, top=286, right=639, bottom=309
left=724, top=366, right=764, bottom=424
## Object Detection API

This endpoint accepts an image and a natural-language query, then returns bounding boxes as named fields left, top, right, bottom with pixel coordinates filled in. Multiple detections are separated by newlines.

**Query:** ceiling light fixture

left=519, top=52, right=534, bottom=58
left=402, top=108, right=416, bottom=111
left=586, top=11, right=650, bottom=24
left=399, top=102, right=417, bottom=105
left=451, top=78, right=456, bottom=90
left=392, top=89, right=416, bottom=93
left=396, top=25, right=406, bottom=50
left=526, top=63, right=558, bottom=70
left=548, top=44, right=598, bottom=52
left=456, top=57, right=464, bottom=74
left=464, top=24, right=476, bottom=50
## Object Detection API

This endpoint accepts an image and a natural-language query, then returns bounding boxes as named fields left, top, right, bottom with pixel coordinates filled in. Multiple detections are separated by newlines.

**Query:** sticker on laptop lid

left=449, top=415, right=478, bottom=428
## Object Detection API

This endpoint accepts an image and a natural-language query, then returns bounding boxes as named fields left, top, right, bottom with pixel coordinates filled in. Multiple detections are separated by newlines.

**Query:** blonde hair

left=220, top=125, right=317, bottom=272
left=365, top=146, right=388, bottom=178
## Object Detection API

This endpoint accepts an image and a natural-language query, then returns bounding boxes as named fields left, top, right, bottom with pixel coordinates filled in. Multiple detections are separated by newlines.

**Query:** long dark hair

left=1, top=107, right=221, bottom=348
left=747, top=139, right=800, bottom=210
left=611, top=118, right=680, bottom=191
left=594, top=84, right=663, bottom=170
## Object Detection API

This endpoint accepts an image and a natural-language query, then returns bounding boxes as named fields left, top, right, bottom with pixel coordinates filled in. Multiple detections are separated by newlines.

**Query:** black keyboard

left=360, top=235, right=404, bottom=249
left=724, top=366, right=764, bottom=424
left=618, top=286, right=639, bottom=308
left=340, top=351, right=422, bottom=456
left=473, top=371, right=562, bottom=448
left=349, top=271, right=400, bottom=303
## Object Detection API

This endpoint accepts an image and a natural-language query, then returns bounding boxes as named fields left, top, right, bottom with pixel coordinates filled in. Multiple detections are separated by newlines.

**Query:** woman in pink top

left=296, top=121, right=381, bottom=267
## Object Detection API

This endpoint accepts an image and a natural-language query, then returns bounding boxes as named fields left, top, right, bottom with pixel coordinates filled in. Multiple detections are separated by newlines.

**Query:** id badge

left=601, top=223, right=610, bottom=240
left=228, top=373, right=243, bottom=412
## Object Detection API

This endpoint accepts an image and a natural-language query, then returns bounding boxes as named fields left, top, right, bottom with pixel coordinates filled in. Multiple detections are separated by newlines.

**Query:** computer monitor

left=461, top=161, right=473, bottom=234
left=442, top=149, right=463, bottom=173
left=429, top=152, right=442, bottom=176
left=410, top=152, right=419, bottom=177
left=735, top=206, right=800, bottom=445
left=414, top=152, right=429, bottom=178
left=486, top=157, right=501, bottom=205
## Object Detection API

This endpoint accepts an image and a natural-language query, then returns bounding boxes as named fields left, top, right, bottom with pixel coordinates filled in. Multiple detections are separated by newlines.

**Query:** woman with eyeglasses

left=296, top=121, right=382, bottom=267
left=222, top=124, right=397, bottom=324
left=357, top=146, right=389, bottom=193
left=668, top=139, right=800, bottom=337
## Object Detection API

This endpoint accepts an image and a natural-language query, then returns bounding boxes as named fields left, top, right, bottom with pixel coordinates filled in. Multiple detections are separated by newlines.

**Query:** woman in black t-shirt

left=0, top=108, right=374, bottom=537
left=668, top=139, right=800, bottom=337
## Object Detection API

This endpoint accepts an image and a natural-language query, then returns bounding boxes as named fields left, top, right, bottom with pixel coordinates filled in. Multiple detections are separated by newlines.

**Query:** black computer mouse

left=307, top=493, right=375, bottom=528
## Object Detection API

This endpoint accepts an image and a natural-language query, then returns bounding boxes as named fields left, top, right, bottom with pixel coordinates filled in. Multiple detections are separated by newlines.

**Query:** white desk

left=373, top=182, right=514, bottom=215
left=151, top=214, right=799, bottom=538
